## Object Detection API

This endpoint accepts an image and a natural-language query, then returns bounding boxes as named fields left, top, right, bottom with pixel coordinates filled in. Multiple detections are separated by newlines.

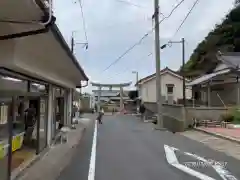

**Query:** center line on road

left=88, top=120, right=98, bottom=180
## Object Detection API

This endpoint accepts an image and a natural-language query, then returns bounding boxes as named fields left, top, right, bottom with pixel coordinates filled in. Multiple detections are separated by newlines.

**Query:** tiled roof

left=217, top=52, right=240, bottom=69
left=137, top=67, right=183, bottom=85
left=186, top=69, right=230, bottom=86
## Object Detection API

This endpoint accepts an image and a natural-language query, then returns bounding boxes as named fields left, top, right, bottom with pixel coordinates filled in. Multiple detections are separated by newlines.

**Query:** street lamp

left=71, top=31, right=88, bottom=53
left=161, top=38, right=186, bottom=106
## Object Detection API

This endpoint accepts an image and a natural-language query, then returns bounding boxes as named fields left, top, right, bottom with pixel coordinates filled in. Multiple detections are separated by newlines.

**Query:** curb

left=194, top=127, right=240, bottom=145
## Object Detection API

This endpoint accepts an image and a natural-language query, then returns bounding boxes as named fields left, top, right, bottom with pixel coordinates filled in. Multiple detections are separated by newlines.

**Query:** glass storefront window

left=0, top=98, right=11, bottom=180
left=11, top=98, right=35, bottom=172
left=0, top=73, right=50, bottom=179
left=52, top=87, right=66, bottom=137
left=30, top=82, right=47, bottom=94
left=0, top=75, right=27, bottom=92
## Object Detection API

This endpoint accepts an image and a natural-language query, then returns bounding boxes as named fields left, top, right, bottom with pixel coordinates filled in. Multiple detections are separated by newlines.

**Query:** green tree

left=184, top=4, right=240, bottom=76
left=235, top=0, right=240, bottom=5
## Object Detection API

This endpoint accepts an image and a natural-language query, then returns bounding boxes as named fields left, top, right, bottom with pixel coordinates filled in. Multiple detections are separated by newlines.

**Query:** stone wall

left=144, top=102, right=185, bottom=121
left=186, top=107, right=228, bottom=121
left=144, top=102, right=186, bottom=132
left=144, top=102, right=229, bottom=132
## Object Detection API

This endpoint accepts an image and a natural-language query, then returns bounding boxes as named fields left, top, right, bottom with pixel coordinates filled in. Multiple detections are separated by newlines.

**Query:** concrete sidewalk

left=15, top=118, right=92, bottom=180
left=181, top=130, right=240, bottom=161
left=195, top=127, right=240, bottom=144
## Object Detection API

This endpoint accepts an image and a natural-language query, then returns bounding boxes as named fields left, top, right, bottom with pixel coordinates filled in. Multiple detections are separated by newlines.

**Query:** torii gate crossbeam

left=91, top=82, right=131, bottom=112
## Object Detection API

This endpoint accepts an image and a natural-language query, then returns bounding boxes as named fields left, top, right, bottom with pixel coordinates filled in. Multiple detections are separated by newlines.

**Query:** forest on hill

left=183, top=0, right=240, bottom=77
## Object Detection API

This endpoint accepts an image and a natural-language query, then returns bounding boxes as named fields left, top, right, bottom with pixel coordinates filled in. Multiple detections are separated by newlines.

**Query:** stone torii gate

left=91, top=82, right=131, bottom=112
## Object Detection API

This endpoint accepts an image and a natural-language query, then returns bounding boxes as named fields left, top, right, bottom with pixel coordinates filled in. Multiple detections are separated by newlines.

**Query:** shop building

left=0, top=1, right=88, bottom=179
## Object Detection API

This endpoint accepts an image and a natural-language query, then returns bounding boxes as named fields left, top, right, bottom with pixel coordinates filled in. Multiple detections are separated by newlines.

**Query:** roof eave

left=36, top=0, right=89, bottom=82
left=50, top=24, right=89, bottom=81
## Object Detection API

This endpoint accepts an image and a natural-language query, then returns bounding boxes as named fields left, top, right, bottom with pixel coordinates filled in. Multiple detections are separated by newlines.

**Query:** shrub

left=232, top=107, right=240, bottom=123
left=221, top=113, right=234, bottom=122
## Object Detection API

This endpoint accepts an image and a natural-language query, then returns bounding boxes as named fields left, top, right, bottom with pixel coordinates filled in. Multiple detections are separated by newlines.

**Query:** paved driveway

left=57, top=114, right=240, bottom=180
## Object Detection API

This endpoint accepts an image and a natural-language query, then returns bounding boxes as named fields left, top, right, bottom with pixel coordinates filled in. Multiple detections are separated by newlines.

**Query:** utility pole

left=136, top=71, right=139, bottom=92
left=161, top=38, right=186, bottom=106
left=182, top=38, right=186, bottom=106
left=132, top=71, right=139, bottom=113
left=132, top=71, right=139, bottom=93
left=154, top=0, right=163, bottom=129
left=71, top=34, right=74, bottom=53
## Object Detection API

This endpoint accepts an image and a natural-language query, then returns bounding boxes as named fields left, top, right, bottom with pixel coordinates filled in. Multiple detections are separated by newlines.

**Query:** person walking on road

left=139, top=103, right=146, bottom=121
left=97, top=108, right=104, bottom=124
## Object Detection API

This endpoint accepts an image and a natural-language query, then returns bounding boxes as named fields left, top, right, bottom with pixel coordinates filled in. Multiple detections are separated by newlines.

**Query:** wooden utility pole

left=182, top=38, right=186, bottom=106
left=154, top=0, right=163, bottom=129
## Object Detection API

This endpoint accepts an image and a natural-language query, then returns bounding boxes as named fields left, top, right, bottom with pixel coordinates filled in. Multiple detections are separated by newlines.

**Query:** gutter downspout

left=0, top=16, right=55, bottom=41
left=81, top=81, right=89, bottom=88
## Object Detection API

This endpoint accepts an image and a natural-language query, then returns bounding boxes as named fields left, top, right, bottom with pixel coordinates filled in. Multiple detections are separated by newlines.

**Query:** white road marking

left=88, top=120, right=98, bottom=180
left=183, top=151, right=238, bottom=180
left=164, top=145, right=215, bottom=180
left=164, top=145, right=238, bottom=180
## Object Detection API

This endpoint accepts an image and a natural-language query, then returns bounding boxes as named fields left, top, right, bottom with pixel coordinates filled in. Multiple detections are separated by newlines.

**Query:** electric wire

left=165, top=0, right=200, bottom=47
left=172, top=0, right=200, bottom=37
left=115, top=0, right=146, bottom=8
left=102, top=34, right=149, bottom=72
left=114, top=52, right=153, bottom=77
left=101, top=0, right=185, bottom=73
left=77, top=0, right=89, bottom=44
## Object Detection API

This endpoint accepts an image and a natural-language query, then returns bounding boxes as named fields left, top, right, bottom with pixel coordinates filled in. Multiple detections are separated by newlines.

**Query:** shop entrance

left=52, top=87, right=66, bottom=139
left=0, top=92, right=48, bottom=180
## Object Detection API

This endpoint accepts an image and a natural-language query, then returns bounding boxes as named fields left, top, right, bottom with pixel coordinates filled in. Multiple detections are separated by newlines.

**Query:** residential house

left=187, top=52, right=240, bottom=107
left=137, top=67, right=192, bottom=104
left=80, top=93, right=94, bottom=110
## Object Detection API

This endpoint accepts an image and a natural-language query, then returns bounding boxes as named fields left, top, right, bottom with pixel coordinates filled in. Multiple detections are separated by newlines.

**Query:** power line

left=102, top=34, right=149, bottom=72
left=113, top=52, right=153, bottom=76
left=156, top=0, right=185, bottom=26
left=87, top=17, right=152, bottom=34
left=115, top=0, right=146, bottom=8
left=172, top=0, right=200, bottom=37
left=101, top=0, right=186, bottom=73
left=77, top=0, right=88, bottom=44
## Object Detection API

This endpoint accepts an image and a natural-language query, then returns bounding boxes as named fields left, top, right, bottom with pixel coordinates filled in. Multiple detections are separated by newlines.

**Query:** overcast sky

left=54, top=0, right=235, bottom=93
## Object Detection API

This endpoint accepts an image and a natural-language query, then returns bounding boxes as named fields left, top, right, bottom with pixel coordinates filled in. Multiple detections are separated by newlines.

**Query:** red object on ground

left=120, top=109, right=127, bottom=114
left=199, top=127, right=240, bottom=139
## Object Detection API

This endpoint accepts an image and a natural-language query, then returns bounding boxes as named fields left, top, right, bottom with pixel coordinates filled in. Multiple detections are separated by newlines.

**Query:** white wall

left=0, top=39, right=15, bottom=67
left=139, top=73, right=192, bottom=103
left=210, top=83, right=239, bottom=106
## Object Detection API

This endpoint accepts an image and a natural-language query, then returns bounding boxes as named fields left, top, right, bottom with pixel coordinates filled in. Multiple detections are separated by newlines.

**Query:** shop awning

left=0, top=0, right=88, bottom=88
left=186, top=69, right=230, bottom=86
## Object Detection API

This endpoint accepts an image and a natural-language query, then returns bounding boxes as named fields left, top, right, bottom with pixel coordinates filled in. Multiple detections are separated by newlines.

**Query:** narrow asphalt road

left=57, top=114, right=240, bottom=180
